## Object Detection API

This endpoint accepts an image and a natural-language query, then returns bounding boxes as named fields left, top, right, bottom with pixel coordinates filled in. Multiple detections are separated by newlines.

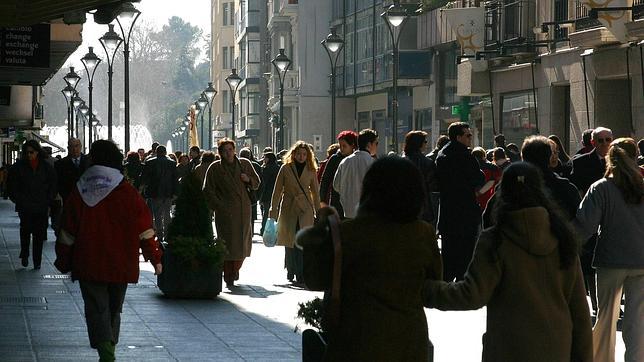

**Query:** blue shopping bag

left=263, top=218, right=278, bottom=247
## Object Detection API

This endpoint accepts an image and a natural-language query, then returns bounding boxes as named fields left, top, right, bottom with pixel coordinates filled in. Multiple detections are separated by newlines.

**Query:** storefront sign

left=443, top=7, right=485, bottom=56
left=0, top=25, right=51, bottom=68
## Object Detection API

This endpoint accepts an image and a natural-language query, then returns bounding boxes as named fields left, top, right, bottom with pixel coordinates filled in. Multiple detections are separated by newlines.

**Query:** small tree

left=166, top=172, right=225, bottom=269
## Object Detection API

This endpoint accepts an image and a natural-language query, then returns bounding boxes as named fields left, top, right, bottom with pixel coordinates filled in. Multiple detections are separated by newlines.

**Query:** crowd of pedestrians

left=4, top=120, right=643, bottom=361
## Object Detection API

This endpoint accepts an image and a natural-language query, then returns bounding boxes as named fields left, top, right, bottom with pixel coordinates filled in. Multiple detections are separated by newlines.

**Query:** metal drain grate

left=0, top=296, right=47, bottom=305
left=42, top=274, right=71, bottom=280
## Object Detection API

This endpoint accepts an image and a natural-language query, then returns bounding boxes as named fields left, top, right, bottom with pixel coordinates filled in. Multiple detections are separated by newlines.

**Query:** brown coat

left=324, top=215, right=442, bottom=361
left=194, top=161, right=212, bottom=186
left=203, top=157, right=260, bottom=260
left=424, top=207, right=593, bottom=362
left=269, top=163, right=320, bottom=248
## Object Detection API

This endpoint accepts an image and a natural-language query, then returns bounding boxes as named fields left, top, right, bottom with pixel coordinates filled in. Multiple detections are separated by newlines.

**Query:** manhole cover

left=0, top=296, right=47, bottom=305
left=42, top=274, right=71, bottom=279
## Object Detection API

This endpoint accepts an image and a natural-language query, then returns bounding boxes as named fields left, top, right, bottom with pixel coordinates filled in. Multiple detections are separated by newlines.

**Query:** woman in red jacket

left=55, top=140, right=162, bottom=362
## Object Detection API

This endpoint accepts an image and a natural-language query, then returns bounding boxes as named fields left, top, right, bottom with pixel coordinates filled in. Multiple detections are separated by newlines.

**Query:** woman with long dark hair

left=7, top=140, right=57, bottom=269
left=575, top=138, right=644, bottom=362
left=424, top=162, right=592, bottom=361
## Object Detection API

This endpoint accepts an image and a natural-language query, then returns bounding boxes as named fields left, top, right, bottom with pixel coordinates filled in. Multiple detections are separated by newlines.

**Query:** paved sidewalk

left=0, top=199, right=309, bottom=361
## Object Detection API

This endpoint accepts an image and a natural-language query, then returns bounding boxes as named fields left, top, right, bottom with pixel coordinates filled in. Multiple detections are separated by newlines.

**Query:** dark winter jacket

left=319, top=151, right=345, bottom=217
left=141, top=156, right=178, bottom=198
left=435, top=141, right=485, bottom=233
left=260, top=162, right=280, bottom=204
left=403, top=150, right=437, bottom=222
left=55, top=154, right=88, bottom=201
left=8, top=158, right=57, bottom=213
left=569, top=149, right=605, bottom=194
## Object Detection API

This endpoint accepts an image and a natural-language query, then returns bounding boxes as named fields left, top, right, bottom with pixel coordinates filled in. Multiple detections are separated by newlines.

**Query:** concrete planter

left=157, top=247, right=222, bottom=299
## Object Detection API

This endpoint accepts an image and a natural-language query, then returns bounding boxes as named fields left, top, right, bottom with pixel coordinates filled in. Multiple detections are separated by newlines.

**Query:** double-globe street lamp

left=203, top=83, right=217, bottom=150
left=271, top=48, right=292, bottom=152
left=225, top=69, right=242, bottom=141
left=115, top=1, right=141, bottom=153
left=62, top=67, right=81, bottom=139
left=381, top=0, right=409, bottom=152
left=196, top=94, right=208, bottom=148
left=99, top=24, right=124, bottom=141
left=80, top=46, right=102, bottom=150
left=321, top=27, right=344, bottom=145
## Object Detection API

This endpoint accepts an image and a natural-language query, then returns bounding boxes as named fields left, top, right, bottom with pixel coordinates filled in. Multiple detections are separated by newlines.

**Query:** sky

left=64, top=0, right=211, bottom=67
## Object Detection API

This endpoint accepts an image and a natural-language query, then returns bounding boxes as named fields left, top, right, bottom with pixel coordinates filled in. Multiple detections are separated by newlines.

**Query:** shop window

left=501, top=92, right=538, bottom=146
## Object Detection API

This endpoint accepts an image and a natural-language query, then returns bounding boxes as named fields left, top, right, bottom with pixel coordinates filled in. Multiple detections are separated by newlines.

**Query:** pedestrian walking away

left=140, top=145, right=178, bottom=244
left=319, top=131, right=358, bottom=218
left=54, top=140, right=163, bottom=362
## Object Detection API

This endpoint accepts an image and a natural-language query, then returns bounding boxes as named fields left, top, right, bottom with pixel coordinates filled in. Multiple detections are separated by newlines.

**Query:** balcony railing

left=269, top=72, right=300, bottom=100
left=574, top=1, right=602, bottom=31
left=635, top=0, right=644, bottom=20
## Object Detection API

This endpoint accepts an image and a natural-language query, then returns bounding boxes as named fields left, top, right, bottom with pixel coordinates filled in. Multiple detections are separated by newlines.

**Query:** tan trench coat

left=269, top=163, right=320, bottom=248
left=203, top=157, right=260, bottom=260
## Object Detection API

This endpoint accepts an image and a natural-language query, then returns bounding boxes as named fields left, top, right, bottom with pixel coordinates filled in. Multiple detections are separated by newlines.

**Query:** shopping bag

left=263, top=218, right=277, bottom=247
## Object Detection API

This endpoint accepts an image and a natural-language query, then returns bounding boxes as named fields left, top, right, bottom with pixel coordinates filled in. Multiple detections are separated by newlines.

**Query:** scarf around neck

left=76, top=165, right=124, bottom=207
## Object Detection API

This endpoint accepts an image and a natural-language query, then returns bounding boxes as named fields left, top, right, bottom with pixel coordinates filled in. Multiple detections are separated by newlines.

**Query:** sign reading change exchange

left=0, top=24, right=51, bottom=68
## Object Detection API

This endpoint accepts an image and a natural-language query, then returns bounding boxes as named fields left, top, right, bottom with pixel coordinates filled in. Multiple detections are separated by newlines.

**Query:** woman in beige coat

left=269, top=141, right=320, bottom=284
left=424, top=162, right=592, bottom=362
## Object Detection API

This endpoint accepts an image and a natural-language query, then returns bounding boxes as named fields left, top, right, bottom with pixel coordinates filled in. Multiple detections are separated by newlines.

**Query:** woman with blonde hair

left=575, top=137, right=644, bottom=362
left=269, top=141, right=320, bottom=284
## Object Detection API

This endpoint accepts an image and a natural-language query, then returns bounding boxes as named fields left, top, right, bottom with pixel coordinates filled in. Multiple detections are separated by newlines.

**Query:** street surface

left=0, top=200, right=624, bottom=361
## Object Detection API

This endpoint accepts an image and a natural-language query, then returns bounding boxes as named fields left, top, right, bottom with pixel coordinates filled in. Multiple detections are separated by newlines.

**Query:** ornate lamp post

left=203, top=82, right=217, bottom=150
left=63, top=67, right=81, bottom=139
left=271, top=48, right=292, bottom=151
left=61, top=86, right=73, bottom=139
left=80, top=46, right=102, bottom=150
left=71, top=94, right=84, bottom=138
left=225, top=69, right=242, bottom=141
left=116, top=1, right=141, bottom=152
left=78, top=103, right=89, bottom=151
left=196, top=97, right=208, bottom=147
left=99, top=24, right=124, bottom=141
left=381, top=0, right=409, bottom=152
left=91, top=116, right=100, bottom=142
left=321, top=27, right=344, bottom=144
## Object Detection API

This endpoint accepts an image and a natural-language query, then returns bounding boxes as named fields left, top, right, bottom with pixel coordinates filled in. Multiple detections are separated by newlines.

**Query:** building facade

left=418, top=0, right=644, bottom=152
left=211, top=0, right=237, bottom=147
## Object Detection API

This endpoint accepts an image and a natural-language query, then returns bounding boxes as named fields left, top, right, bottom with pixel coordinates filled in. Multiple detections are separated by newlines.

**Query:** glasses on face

left=596, top=137, right=612, bottom=144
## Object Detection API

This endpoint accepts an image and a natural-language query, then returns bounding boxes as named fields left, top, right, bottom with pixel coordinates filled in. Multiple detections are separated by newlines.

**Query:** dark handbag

left=237, top=158, right=258, bottom=203
left=301, top=209, right=342, bottom=362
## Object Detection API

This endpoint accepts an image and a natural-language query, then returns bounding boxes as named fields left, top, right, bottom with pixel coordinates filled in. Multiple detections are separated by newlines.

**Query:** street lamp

left=382, top=0, right=409, bottom=152
left=78, top=103, right=89, bottom=150
left=63, top=67, right=82, bottom=139
left=271, top=48, right=292, bottom=151
left=116, top=1, right=141, bottom=153
left=61, top=85, right=73, bottom=139
left=197, top=94, right=208, bottom=148
left=203, top=82, right=217, bottom=150
left=99, top=23, right=124, bottom=142
left=81, top=46, right=102, bottom=151
left=225, top=69, right=242, bottom=141
left=321, top=27, right=344, bottom=145
left=91, top=116, right=99, bottom=142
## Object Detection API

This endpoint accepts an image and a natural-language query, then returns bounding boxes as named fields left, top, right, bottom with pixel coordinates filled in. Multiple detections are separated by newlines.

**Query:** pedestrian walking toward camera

left=259, top=152, right=280, bottom=235
left=270, top=141, right=320, bottom=284
left=54, top=140, right=163, bottom=362
left=319, top=131, right=357, bottom=217
left=333, top=129, right=378, bottom=218
left=471, top=147, right=501, bottom=212
left=402, top=130, right=437, bottom=223
left=548, top=134, right=572, bottom=177
left=574, top=138, right=644, bottom=362
left=435, top=122, right=484, bottom=282
left=298, top=156, right=442, bottom=360
left=425, top=162, right=592, bottom=362
left=203, top=138, right=260, bottom=288
left=140, top=146, right=178, bottom=244
left=7, top=140, right=57, bottom=269
left=54, top=138, right=88, bottom=235
left=188, top=146, right=201, bottom=171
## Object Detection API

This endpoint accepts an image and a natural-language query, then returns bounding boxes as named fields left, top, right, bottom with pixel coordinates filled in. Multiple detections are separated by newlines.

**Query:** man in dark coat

left=140, top=145, right=178, bottom=243
left=7, top=140, right=57, bottom=269
left=259, top=152, right=280, bottom=235
left=435, top=122, right=484, bottom=282
left=55, top=138, right=88, bottom=202
left=188, top=146, right=201, bottom=171
left=569, top=126, right=612, bottom=316
left=319, top=130, right=357, bottom=218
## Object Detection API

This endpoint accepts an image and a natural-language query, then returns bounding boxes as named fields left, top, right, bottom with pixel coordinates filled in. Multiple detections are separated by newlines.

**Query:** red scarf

left=30, top=158, right=39, bottom=170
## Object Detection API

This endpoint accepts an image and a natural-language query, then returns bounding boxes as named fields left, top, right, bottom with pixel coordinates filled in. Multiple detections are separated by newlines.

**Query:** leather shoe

left=21, top=258, right=28, bottom=268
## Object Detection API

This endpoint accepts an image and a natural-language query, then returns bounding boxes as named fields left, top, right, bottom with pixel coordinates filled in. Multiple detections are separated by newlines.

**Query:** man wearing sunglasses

left=570, top=127, right=613, bottom=194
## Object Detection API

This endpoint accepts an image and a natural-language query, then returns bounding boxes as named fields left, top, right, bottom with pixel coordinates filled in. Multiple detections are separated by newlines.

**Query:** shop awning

left=30, top=132, right=65, bottom=153
left=0, top=0, right=126, bottom=26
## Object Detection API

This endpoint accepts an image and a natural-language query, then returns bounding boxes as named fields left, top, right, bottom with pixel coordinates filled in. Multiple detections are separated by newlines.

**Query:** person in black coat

left=403, top=131, right=437, bottom=224
left=240, top=147, right=263, bottom=225
left=319, top=131, right=358, bottom=218
left=569, top=127, right=612, bottom=194
left=7, top=140, right=57, bottom=269
left=259, top=152, right=280, bottom=235
left=140, top=146, right=178, bottom=243
left=55, top=138, right=88, bottom=202
left=435, top=122, right=485, bottom=282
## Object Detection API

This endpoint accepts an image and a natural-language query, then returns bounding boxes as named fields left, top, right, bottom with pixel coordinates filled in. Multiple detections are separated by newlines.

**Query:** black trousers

left=79, top=281, right=128, bottom=349
left=441, top=226, right=479, bottom=282
left=18, top=211, right=49, bottom=267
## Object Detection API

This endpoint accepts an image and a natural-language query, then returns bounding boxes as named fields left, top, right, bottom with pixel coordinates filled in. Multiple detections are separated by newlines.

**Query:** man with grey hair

left=570, top=127, right=613, bottom=193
